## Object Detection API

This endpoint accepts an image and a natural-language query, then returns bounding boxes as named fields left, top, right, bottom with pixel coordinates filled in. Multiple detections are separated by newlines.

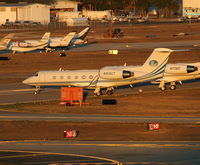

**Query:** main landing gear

left=93, top=87, right=115, bottom=96
left=106, top=87, right=114, bottom=95
left=94, top=87, right=103, bottom=96
left=34, top=86, right=41, bottom=95
left=159, top=81, right=177, bottom=91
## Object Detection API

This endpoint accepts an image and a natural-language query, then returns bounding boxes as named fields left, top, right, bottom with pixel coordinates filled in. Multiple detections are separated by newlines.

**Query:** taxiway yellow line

left=0, top=149, right=122, bottom=165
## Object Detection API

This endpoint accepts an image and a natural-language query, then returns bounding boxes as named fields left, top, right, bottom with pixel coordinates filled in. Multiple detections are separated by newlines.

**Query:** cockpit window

left=33, top=73, right=38, bottom=77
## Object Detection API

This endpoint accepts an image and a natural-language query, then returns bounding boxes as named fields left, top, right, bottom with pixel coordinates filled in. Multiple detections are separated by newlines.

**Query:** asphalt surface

left=69, top=40, right=200, bottom=52
left=0, top=110, right=200, bottom=123
left=0, top=141, right=200, bottom=165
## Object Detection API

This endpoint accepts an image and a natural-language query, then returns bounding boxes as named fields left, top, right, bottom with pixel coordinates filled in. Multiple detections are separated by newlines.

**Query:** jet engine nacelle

left=99, top=67, right=134, bottom=80
left=165, top=64, right=198, bottom=74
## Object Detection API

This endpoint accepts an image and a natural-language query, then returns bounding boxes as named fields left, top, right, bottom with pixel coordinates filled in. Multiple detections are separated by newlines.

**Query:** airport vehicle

left=71, top=27, right=90, bottom=45
left=9, top=32, right=50, bottom=54
left=48, top=32, right=76, bottom=49
left=104, top=28, right=124, bottom=38
left=0, top=33, right=15, bottom=51
left=152, top=63, right=200, bottom=91
left=23, top=48, right=172, bottom=95
left=182, top=8, right=200, bottom=19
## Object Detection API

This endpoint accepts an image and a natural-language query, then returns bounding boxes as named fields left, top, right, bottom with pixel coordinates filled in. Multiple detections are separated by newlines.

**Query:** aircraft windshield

left=33, top=73, right=38, bottom=77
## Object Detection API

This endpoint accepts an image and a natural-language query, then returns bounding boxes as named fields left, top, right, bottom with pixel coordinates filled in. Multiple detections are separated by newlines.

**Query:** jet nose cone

left=22, top=78, right=29, bottom=84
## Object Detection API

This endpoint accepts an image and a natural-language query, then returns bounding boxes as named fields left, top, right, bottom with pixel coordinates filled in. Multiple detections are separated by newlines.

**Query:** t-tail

left=141, top=48, right=172, bottom=77
left=40, top=32, right=50, bottom=43
left=63, top=32, right=76, bottom=45
left=78, top=27, right=90, bottom=40
left=0, top=33, right=15, bottom=49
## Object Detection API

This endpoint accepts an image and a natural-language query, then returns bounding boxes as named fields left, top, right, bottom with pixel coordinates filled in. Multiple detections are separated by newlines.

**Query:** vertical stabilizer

left=0, top=33, right=15, bottom=49
left=77, top=27, right=90, bottom=39
left=142, top=48, right=172, bottom=74
left=62, top=32, right=76, bottom=46
left=41, top=32, right=50, bottom=43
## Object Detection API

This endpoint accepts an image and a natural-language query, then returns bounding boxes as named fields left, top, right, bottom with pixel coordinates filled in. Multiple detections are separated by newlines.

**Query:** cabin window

left=60, top=76, right=64, bottom=79
left=0, top=8, right=5, bottom=12
left=82, top=75, right=86, bottom=79
left=89, top=75, right=94, bottom=79
left=75, top=76, right=78, bottom=79
left=53, top=76, right=56, bottom=79
left=11, top=8, right=16, bottom=12
left=67, top=76, right=71, bottom=79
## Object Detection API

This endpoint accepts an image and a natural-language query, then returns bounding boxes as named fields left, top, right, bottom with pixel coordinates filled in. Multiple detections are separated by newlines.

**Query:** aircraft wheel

left=66, top=103, right=71, bottom=106
left=94, top=92, right=101, bottom=97
left=160, top=86, right=167, bottom=91
left=169, top=85, right=176, bottom=90
left=106, top=90, right=114, bottom=95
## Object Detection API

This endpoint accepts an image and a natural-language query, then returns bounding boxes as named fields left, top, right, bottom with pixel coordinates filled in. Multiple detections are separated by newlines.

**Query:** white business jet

left=48, top=32, right=76, bottom=49
left=153, top=63, right=200, bottom=90
left=0, top=33, right=15, bottom=51
left=71, top=27, right=90, bottom=45
left=9, top=32, right=50, bottom=54
left=23, top=48, right=172, bottom=95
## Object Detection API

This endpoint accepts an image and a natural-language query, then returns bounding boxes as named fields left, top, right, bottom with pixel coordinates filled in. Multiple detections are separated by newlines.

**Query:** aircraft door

left=39, top=72, right=45, bottom=82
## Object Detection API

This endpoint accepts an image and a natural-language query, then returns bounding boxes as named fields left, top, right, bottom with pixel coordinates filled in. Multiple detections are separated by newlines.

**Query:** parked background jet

left=48, top=32, right=76, bottom=49
left=152, top=62, right=200, bottom=90
left=70, top=27, right=90, bottom=45
left=23, top=48, right=172, bottom=95
left=9, top=32, right=50, bottom=54
left=0, top=33, right=15, bottom=51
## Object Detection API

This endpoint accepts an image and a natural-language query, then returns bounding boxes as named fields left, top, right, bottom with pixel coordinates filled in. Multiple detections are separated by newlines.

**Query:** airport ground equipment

left=103, top=28, right=124, bottom=38
left=60, top=87, right=89, bottom=106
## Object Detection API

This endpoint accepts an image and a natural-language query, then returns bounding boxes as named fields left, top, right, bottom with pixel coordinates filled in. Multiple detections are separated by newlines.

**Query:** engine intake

left=165, top=64, right=198, bottom=74
left=99, top=67, right=134, bottom=80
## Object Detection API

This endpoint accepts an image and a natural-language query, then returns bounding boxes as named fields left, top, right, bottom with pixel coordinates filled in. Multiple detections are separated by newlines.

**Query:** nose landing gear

left=34, top=86, right=41, bottom=95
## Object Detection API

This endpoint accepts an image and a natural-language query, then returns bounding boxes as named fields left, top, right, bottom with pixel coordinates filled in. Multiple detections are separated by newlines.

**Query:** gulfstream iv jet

left=152, top=62, right=200, bottom=91
left=23, top=48, right=172, bottom=95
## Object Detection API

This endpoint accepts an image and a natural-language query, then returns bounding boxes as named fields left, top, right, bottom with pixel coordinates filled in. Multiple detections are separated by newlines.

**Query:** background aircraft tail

left=0, top=33, right=15, bottom=47
left=142, top=48, right=172, bottom=74
left=78, top=27, right=90, bottom=40
left=62, top=32, right=76, bottom=45
left=40, top=32, right=50, bottom=43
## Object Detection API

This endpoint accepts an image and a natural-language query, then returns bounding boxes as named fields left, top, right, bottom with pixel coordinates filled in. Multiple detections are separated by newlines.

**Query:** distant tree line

left=0, top=0, right=56, bottom=5
left=0, top=0, right=180, bottom=17
left=73, top=0, right=180, bottom=17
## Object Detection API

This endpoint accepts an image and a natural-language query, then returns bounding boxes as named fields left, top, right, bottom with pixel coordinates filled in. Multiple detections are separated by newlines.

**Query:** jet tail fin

left=78, top=27, right=90, bottom=40
left=40, top=32, right=50, bottom=43
left=142, top=48, right=172, bottom=74
left=0, top=33, right=15, bottom=47
left=62, top=32, right=76, bottom=45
